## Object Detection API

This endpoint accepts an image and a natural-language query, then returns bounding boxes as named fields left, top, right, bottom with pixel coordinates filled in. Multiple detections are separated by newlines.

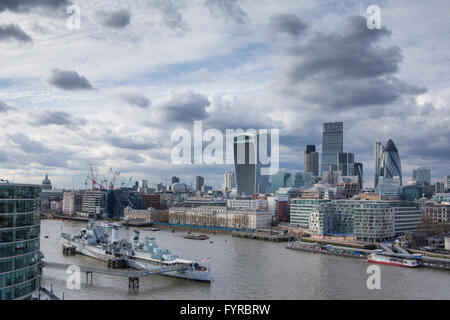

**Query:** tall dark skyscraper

left=234, top=133, right=269, bottom=195
left=304, top=145, right=319, bottom=176
left=354, top=162, right=364, bottom=188
left=172, top=176, right=180, bottom=184
left=338, top=152, right=355, bottom=176
left=321, top=122, right=343, bottom=175
left=195, top=176, right=204, bottom=192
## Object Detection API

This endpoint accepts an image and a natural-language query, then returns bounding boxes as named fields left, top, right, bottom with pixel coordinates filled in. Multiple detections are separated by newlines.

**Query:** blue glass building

left=0, top=183, right=41, bottom=300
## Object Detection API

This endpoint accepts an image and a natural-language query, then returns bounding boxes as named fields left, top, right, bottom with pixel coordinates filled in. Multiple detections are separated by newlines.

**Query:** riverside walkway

left=41, top=260, right=188, bottom=288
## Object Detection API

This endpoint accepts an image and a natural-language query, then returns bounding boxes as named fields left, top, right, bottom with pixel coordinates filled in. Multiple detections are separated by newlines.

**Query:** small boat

left=184, top=234, right=209, bottom=240
left=44, top=236, right=49, bottom=239
left=151, top=228, right=161, bottom=231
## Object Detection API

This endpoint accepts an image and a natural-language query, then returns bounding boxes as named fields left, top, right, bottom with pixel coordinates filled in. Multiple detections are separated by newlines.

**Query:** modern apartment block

left=290, top=199, right=422, bottom=242
left=0, top=183, right=41, bottom=300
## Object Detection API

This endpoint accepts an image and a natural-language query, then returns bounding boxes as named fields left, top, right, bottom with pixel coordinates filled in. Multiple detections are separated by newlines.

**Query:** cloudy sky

left=0, top=0, right=449, bottom=189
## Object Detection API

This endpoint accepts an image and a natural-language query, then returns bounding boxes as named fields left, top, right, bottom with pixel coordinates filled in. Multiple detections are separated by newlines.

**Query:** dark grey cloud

left=121, top=93, right=151, bottom=108
left=279, top=15, right=425, bottom=109
left=0, top=100, right=14, bottom=113
left=31, top=110, right=87, bottom=128
left=204, top=0, right=248, bottom=24
left=8, top=133, right=49, bottom=154
left=0, top=24, right=32, bottom=42
left=161, top=90, right=210, bottom=123
left=150, top=0, right=189, bottom=33
left=97, top=9, right=131, bottom=29
left=270, top=13, right=308, bottom=38
left=106, top=135, right=156, bottom=151
left=0, top=0, right=71, bottom=14
left=48, top=69, right=95, bottom=91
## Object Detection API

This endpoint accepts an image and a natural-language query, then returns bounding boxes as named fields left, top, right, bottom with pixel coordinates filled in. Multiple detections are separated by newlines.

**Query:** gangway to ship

left=379, top=243, right=394, bottom=254
left=40, top=261, right=188, bottom=289
left=393, top=245, right=411, bottom=256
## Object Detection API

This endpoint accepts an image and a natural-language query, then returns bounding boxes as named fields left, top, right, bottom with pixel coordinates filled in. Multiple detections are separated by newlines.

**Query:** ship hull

left=368, top=258, right=419, bottom=268
left=64, top=239, right=211, bottom=282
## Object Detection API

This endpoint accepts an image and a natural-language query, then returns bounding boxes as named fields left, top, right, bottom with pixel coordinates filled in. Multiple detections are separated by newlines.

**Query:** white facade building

left=169, top=206, right=272, bottom=230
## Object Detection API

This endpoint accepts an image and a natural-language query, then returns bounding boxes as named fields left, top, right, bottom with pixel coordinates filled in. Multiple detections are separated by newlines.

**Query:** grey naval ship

left=61, top=220, right=211, bottom=282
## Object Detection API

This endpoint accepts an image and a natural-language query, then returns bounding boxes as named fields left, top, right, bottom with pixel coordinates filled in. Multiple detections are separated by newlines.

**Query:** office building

left=141, top=194, right=161, bottom=209
left=380, top=139, right=403, bottom=186
left=304, top=145, right=319, bottom=176
left=138, top=180, right=149, bottom=193
left=227, top=199, right=268, bottom=211
left=445, top=176, right=450, bottom=192
left=234, top=133, right=269, bottom=195
left=376, top=177, right=401, bottom=199
left=291, top=172, right=313, bottom=188
left=172, top=176, right=180, bottom=184
left=271, top=173, right=291, bottom=193
left=436, top=181, right=446, bottom=194
left=422, top=201, right=450, bottom=223
left=0, top=183, right=41, bottom=300
left=374, top=141, right=382, bottom=188
left=169, top=206, right=272, bottom=230
left=337, top=152, right=355, bottom=176
left=62, top=191, right=83, bottom=215
left=290, top=198, right=422, bottom=242
left=222, top=171, right=236, bottom=192
left=354, top=162, right=363, bottom=189
left=412, top=167, right=431, bottom=185
left=195, top=176, right=204, bottom=192
left=321, top=122, right=343, bottom=175
left=82, top=190, right=106, bottom=218
left=290, top=199, right=330, bottom=229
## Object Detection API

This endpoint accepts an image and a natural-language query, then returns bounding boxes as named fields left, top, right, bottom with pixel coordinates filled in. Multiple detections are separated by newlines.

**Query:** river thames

left=39, top=220, right=450, bottom=300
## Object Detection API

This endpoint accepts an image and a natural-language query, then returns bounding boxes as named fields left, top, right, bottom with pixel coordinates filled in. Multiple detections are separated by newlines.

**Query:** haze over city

left=0, top=0, right=449, bottom=188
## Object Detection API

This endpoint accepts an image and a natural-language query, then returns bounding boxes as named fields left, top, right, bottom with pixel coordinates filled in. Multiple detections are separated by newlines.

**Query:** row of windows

left=0, top=226, right=40, bottom=243
left=0, top=240, right=40, bottom=259
left=0, top=200, right=38, bottom=214
left=0, top=213, right=39, bottom=229
left=0, top=276, right=39, bottom=300
left=0, top=185, right=40, bottom=200
left=0, top=264, right=40, bottom=288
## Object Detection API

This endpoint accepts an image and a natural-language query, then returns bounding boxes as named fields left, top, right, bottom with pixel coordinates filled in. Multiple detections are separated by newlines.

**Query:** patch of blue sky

left=97, top=41, right=274, bottom=89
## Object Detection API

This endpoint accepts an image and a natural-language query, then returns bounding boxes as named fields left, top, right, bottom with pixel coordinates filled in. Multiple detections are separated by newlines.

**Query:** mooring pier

left=41, top=261, right=188, bottom=289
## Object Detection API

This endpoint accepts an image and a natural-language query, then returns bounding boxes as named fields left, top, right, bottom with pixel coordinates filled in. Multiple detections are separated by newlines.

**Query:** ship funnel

left=112, top=227, right=119, bottom=244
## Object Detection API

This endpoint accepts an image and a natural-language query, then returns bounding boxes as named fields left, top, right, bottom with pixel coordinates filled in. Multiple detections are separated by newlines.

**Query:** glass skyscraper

left=337, top=152, right=355, bottom=176
left=0, top=183, right=41, bottom=300
left=234, top=133, right=269, bottom=195
left=321, top=122, right=343, bottom=175
left=380, top=139, right=402, bottom=186
left=304, top=145, right=319, bottom=176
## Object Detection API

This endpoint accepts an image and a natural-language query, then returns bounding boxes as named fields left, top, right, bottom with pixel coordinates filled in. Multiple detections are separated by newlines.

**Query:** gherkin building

left=380, top=139, right=402, bottom=186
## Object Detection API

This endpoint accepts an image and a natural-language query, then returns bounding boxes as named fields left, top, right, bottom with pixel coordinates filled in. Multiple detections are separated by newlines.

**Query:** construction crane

left=110, top=171, right=120, bottom=190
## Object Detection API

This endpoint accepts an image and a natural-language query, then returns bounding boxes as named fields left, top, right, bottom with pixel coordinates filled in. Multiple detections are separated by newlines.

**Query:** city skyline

left=0, top=1, right=449, bottom=188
